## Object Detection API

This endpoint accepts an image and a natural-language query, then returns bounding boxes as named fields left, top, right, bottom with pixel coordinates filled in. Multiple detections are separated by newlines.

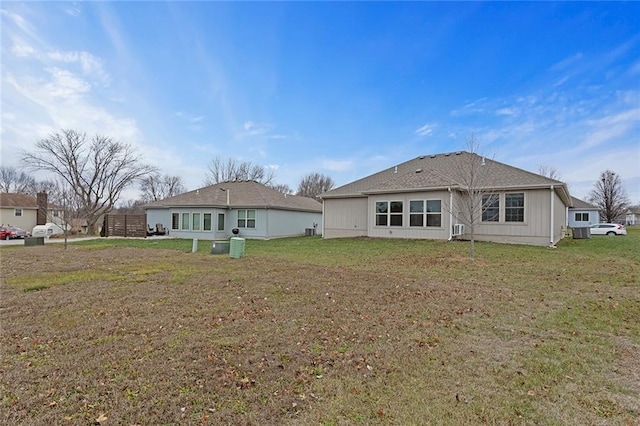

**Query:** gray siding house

left=320, top=151, right=572, bottom=247
left=144, top=181, right=322, bottom=240
left=568, top=197, right=600, bottom=228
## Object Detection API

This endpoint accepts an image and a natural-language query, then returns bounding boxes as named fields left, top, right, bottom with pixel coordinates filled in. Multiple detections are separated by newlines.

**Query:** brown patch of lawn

left=1, top=232, right=639, bottom=425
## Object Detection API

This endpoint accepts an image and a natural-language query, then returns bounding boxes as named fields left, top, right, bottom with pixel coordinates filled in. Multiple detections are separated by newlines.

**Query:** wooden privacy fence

left=103, top=214, right=147, bottom=237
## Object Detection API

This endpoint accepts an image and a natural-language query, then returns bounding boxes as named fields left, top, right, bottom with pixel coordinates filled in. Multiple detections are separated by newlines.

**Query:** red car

left=1, top=226, right=30, bottom=240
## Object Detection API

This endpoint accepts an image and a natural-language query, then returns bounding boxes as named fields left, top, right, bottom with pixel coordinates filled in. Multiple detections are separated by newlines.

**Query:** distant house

left=625, top=206, right=640, bottom=226
left=568, top=197, right=600, bottom=228
left=320, top=151, right=571, bottom=247
left=144, top=180, right=322, bottom=240
left=0, top=193, right=63, bottom=232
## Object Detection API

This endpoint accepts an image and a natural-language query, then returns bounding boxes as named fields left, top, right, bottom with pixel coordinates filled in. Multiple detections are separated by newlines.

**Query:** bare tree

left=589, top=170, right=629, bottom=223
left=0, top=166, right=36, bottom=193
left=114, top=198, right=147, bottom=214
left=269, top=183, right=294, bottom=194
left=297, top=172, right=335, bottom=199
left=204, top=156, right=275, bottom=186
left=22, top=129, right=157, bottom=235
left=449, top=135, right=495, bottom=261
left=140, top=173, right=186, bottom=202
left=538, top=165, right=560, bottom=180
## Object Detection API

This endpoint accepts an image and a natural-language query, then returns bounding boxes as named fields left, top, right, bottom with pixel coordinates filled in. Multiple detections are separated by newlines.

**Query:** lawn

left=1, top=229, right=638, bottom=425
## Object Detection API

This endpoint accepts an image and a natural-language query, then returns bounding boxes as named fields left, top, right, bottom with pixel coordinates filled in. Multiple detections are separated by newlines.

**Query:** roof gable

left=144, top=180, right=322, bottom=213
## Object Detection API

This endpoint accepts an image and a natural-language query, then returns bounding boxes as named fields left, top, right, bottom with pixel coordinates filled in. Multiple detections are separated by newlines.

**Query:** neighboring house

left=70, top=218, right=89, bottom=234
left=568, top=197, right=600, bottom=228
left=0, top=193, right=64, bottom=232
left=320, top=151, right=571, bottom=247
left=625, top=206, right=640, bottom=226
left=144, top=180, right=323, bottom=240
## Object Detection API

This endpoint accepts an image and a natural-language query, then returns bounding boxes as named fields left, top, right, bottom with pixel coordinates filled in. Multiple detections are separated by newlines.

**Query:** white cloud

left=321, top=159, right=353, bottom=172
left=47, top=50, right=110, bottom=85
left=10, top=38, right=35, bottom=57
left=175, top=111, right=205, bottom=123
left=579, top=108, right=640, bottom=151
left=242, top=120, right=273, bottom=136
left=495, top=107, right=517, bottom=116
left=549, top=52, right=583, bottom=72
left=415, top=123, right=436, bottom=137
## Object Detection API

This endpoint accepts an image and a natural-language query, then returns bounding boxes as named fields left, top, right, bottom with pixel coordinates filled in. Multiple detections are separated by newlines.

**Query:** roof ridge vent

left=415, top=168, right=423, bottom=173
left=430, top=154, right=436, bottom=158
left=444, top=153, right=450, bottom=156
left=418, top=155, right=425, bottom=159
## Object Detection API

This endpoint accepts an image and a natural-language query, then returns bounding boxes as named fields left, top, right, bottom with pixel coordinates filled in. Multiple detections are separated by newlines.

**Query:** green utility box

left=211, top=240, right=230, bottom=255
left=229, top=237, right=245, bottom=259
left=24, top=237, right=45, bottom=246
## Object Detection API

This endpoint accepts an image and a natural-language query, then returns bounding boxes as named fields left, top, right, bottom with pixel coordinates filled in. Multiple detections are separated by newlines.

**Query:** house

left=568, top=196, right=600, bottom=228
left=0, top=193, right=64, bottom=232
left=320, top=151, right=571, bottom=247
left=625, top=206, right=640, bottom=226
left=144, top=180, right=323, bottom=240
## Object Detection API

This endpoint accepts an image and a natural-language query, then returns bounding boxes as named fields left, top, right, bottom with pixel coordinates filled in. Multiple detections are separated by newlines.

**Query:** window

left=505, top=193, right=524, bottom=222
left=575, top=212, right=588, bottom=222
left=52, top=210, right=60, bottom=218
left=376, top=201, right=403, bottom=226
left=482, top=194, right=500, bottom=222
left=238, top=210, right=256, bottom=228
left=172, top=213, right=179, bottom=230
left=390, top=201, right=403, bottom=226
left=203, top=213, right=212, bottom=231
left=192, top=213, right=201, bottom=231
left=409, top=200, right=441, bottom=227
left=217, top=213, right=225, bottom=231
left=375, top=202, right=388, bottom=226
left=14, top=208, right=22, bottom=217
left=409, top=200, right=424, bottom=227
left=426, top=200, right=441, bottom=227
left=181, top=212, right=189, bottom=230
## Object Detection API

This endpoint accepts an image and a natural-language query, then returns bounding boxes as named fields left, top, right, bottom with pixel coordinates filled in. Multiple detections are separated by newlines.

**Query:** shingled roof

left=0, top=193, right=39, bottom=209
left=321, top=151, right=570, bottom=203
left=570, top=196, right=599, bottom=209
left=144, top=180, right=322, bottom=213
left=0, top=193, right=62, bottom=210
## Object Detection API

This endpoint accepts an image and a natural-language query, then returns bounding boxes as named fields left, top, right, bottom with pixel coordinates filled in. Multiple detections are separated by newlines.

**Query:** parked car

left=589, top=223, right=627, bottom=236
left=2, top=226, right=31, bottom=240
left=0, top=227, right=8, bottom=240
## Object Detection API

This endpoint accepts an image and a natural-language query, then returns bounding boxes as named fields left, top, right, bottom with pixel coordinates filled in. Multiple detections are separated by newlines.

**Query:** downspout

left=549, top=185, right=555, bottom=247
left=321, top=199, right=325, bottom=239
left=448, top=188, right=453, bottom=241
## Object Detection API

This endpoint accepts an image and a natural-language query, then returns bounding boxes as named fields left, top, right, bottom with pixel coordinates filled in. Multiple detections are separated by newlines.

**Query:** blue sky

left=2, top=2, right=639, bottom=203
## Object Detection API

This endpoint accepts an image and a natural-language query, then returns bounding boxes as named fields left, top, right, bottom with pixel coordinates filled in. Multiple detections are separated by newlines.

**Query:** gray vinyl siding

left=0, top=207, right=37, bottom=231
left=146, top=208, right=170, bottom=232
left=146, top=207, right=322, bottom=240
left=368, top=190, right=451, bottom=240
left=323, top=197, right=368, bottom=238
left=265, top=210, right=322, bottom=238
left=467, top=188, right=565, bottom=246
left=567, top=209, right=599, bottom=228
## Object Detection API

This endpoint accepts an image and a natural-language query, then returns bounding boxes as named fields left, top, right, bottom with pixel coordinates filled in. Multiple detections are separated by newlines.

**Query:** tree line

left=7, top=129, right=336, bottom=234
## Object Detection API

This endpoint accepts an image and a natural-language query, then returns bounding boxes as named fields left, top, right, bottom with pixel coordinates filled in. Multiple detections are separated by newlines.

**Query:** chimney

left=37, top=192, right=48, bottom=225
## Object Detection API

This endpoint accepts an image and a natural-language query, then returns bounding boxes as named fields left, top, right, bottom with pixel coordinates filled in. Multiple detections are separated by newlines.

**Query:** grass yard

left=1, top=229, right=639, bottom=425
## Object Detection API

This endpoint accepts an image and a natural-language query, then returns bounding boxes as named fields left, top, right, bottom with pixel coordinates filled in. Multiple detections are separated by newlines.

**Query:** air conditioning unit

left=452, top=223, right=465, bottom=236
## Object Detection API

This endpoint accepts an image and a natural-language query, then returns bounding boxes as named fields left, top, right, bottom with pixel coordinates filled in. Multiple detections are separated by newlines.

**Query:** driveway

left=0, top=236, right=101, bottom=246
